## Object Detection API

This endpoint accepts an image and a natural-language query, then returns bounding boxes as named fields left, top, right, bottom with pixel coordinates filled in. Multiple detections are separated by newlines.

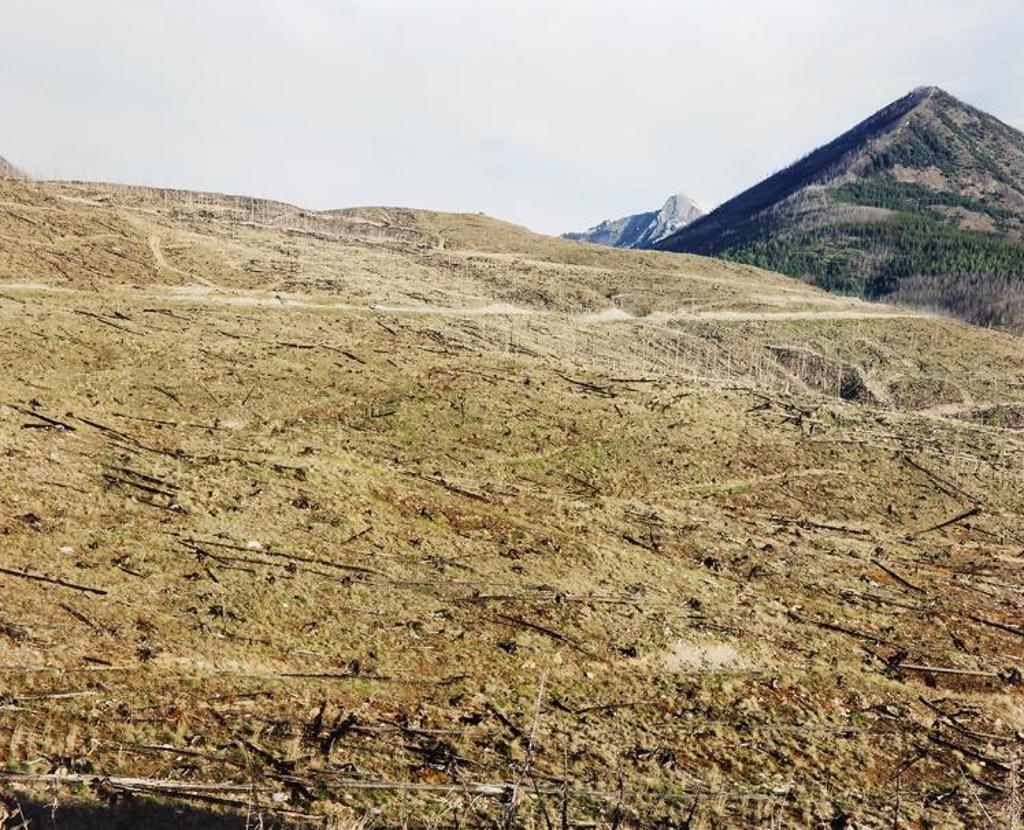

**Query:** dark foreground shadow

left=4, top=794, right=306, bottom=830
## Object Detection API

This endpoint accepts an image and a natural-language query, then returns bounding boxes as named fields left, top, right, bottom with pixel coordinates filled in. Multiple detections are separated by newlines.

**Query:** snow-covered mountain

left=563, top=193, right=704, bottom=249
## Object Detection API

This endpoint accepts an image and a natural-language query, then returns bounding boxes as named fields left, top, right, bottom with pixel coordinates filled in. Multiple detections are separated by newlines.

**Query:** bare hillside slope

left=1, top=178, right=1023, bottom=829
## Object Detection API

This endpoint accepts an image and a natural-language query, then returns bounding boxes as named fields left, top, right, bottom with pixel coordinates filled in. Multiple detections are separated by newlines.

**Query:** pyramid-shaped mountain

left=657, top=87, right=1024, bottom=331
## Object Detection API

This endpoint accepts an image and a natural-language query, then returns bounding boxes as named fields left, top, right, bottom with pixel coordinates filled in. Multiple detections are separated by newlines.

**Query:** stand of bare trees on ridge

left=41, top=180, right=431, bottom=246
left=889, top=272, right=1024, bottom=332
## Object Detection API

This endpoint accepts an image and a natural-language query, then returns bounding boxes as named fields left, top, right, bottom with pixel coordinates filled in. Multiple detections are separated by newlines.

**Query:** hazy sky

left=3, top=0, right=1023, bottom=234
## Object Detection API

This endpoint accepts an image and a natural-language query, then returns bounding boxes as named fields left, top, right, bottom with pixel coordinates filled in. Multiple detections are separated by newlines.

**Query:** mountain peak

left=658, top=87, right=1024, bottom=332
left=653, top=91, right=941, bottom=257
left=650, top=193, right=705, bottom=242
left=563, top=192, right=704, bottom=249
left=660, top=192, right=702, bottom=217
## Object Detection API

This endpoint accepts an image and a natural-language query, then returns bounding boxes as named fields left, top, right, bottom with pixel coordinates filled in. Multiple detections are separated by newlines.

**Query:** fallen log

left=6, top=403, right=76, bottom=432
left=0, top=566, right=107, bottom=596
left=968, top=613, right=1024, bottom=639
left=869, top=558, right=925, bottom=594
left=492, top=613, right=598, bottom=658
left=0, top=772, right=266, bottom=794
left=897, top=663, right=1000, bottom=679
left=912, top=506, right=981, bottom=537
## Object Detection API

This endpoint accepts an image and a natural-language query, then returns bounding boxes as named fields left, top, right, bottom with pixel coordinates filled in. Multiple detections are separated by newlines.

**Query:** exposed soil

left=1, top=178, right=1023, bottom=828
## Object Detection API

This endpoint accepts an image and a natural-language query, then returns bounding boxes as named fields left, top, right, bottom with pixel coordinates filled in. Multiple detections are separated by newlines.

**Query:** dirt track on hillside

left=0, top=282, right=922, bottom=323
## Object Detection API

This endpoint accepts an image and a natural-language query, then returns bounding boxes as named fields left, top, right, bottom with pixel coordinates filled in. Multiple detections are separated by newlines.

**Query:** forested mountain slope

left=658, top=87, right=1024, bottom=332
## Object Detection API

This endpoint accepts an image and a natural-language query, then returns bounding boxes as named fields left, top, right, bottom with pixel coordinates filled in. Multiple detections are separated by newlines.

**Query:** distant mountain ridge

left=657, top=87, right=1024, bottom=332
left=0, top=156, right=27, bottom=179
left=563, top=193, right=704, bottom=248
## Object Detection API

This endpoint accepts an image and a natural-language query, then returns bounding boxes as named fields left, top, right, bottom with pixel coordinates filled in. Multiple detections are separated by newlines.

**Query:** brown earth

left=0, top=178, right=1023, bottom=828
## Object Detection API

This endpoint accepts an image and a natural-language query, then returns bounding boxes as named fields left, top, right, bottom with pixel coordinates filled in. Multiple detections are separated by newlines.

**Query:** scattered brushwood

left=2, top=175, right=1024, bottom=828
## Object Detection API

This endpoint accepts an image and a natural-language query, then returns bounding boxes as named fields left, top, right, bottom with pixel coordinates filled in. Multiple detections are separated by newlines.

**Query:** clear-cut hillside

left=0, top=155, right=27, bottom=179
left=1, top=175, right=1023, bottom=828
left=658, top=87, right=1024, bottom=332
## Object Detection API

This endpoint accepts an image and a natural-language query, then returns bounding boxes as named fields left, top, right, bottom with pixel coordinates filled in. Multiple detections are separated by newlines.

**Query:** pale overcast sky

left=3, top=0, right=1023, bottom=234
